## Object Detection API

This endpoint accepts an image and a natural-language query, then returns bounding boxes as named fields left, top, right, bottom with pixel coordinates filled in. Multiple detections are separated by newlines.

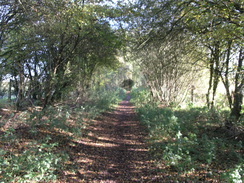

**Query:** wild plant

left=0, top=141, right=67, bottom=183
left=132, top=87, right=243, bottom=179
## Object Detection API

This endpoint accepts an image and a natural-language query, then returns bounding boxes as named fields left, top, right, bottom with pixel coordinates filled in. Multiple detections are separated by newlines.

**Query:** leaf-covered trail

left=68, top=94, right=163, bottom=182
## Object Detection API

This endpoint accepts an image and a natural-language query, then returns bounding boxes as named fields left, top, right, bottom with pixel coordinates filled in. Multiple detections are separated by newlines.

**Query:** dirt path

left=69, top=94, right=164, bottom=182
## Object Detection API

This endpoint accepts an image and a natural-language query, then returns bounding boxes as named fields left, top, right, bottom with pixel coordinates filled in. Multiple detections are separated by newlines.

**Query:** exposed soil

left=65, top=94, right=164, bottom=182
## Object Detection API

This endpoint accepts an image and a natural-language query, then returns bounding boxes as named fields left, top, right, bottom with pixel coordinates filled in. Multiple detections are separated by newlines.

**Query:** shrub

left=86, top=87, right=126, bottom=118
left=0, top=142, right=67, bottom=183
left=132, top=87, right=243, bottom=179
left=0, top=86, right=126, bottom=182
left=29, top=105, right=84, bottom=137
left=221, top=165, right=244, bottom=183
left=137, top=105, right=179, bottom=138
left=131, top=87, right=152, bottom=107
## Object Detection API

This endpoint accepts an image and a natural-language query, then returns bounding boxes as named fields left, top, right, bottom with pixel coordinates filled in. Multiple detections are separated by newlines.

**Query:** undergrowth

left=131, top=88, right=244, bottom=182
left=0, top=87, right=126, bottom=182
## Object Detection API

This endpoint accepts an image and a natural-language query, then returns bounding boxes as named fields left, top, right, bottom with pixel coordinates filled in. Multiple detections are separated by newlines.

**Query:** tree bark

left=207, top=42, right=220, bottom=109
left=16, top=61, right=25, bottom=110
left=220, top=40, right=233, bottom=109
left=207, top=49, right=214, bottom=109
left=230, top=48, right=243, bottom=122
left=8, top=79, right=12, bottom=101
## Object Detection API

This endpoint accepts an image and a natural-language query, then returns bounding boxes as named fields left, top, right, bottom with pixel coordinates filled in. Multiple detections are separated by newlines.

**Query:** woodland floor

left=61, top=94, right=166, bottom=182
left=1, top=94, right=242, bottom=182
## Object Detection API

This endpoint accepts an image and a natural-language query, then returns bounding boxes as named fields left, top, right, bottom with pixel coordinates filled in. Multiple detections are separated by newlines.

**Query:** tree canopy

left=0, top=0, right=123, bottom=108
left=0, top=1, right=243, bottom=182
left=0, top=0, right=243, bottom=121
left=122, top=0, right=243, bottom=122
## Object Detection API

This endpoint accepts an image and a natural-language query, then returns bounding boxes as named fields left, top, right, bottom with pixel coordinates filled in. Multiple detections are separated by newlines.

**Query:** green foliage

left=29, top=105, right=84, bottom=137
left=221, top=165, right=244, bottom=183
left=0, top=138, right=67, bottom=183
left=137, top=105, right=220, bottom=173
left=1, top=127, right=17, bottom=145
left=0, top=128, right=67, bottom=182
left=132, top=88, right=244, bottom=179
left=87, top=87, right=126, bottom=117
left=0, top=0, right=123, bottom=108
left=161, top=132, right=218, bottom=172
left=0, top=86, right=125, bottom=182
left=131, top=87, right=152, bottom=107
left=0, top=99, right=13, bottom=109
left=125, top=0, right=243, bottom=122
left=27, top=87, right=125, bottom=136
left=137, top=105, right=179, bottom=138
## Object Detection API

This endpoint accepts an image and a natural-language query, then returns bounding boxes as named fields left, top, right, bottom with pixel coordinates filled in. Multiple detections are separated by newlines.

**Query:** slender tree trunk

left=230, top=48, right=243, bottom=122
left=211, top=43, right=220, bottom=108
left=43, top=73, right=56, bottom=109
left=16, top=61, right=25, bottom=110
left=207, top=43, right=220, bottom=109
left=221, top=40, right=233, bottom=109
left=211, top=69, right=219, bottom=109
left=191, top=85, right=195, bottom=103
left=8, top=79, right=12, bottom=101
left=207, top=54, right=214, bottom=109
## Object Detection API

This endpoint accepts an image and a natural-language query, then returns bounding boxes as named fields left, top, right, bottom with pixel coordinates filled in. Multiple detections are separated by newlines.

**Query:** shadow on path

left=67, top=93, right=164, bottom=182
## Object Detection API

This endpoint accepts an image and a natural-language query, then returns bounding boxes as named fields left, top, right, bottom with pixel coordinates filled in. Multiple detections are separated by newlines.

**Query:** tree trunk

left=8, top=79, right=12, bottom=101
left=221, top=41, right=233, bottom=109
left=43, top=73, right=55, bottom=109
left=16, top=62, right=25, bottom=110
left=207, top=49, right=214, bottom=109
left=207, top=42, right=220, bottom=109
left=230, top=48, right=243, bottom=122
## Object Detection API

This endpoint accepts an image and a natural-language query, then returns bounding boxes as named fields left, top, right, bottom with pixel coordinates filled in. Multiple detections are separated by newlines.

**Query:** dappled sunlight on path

left=64, top=93, right=164, bottom=182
